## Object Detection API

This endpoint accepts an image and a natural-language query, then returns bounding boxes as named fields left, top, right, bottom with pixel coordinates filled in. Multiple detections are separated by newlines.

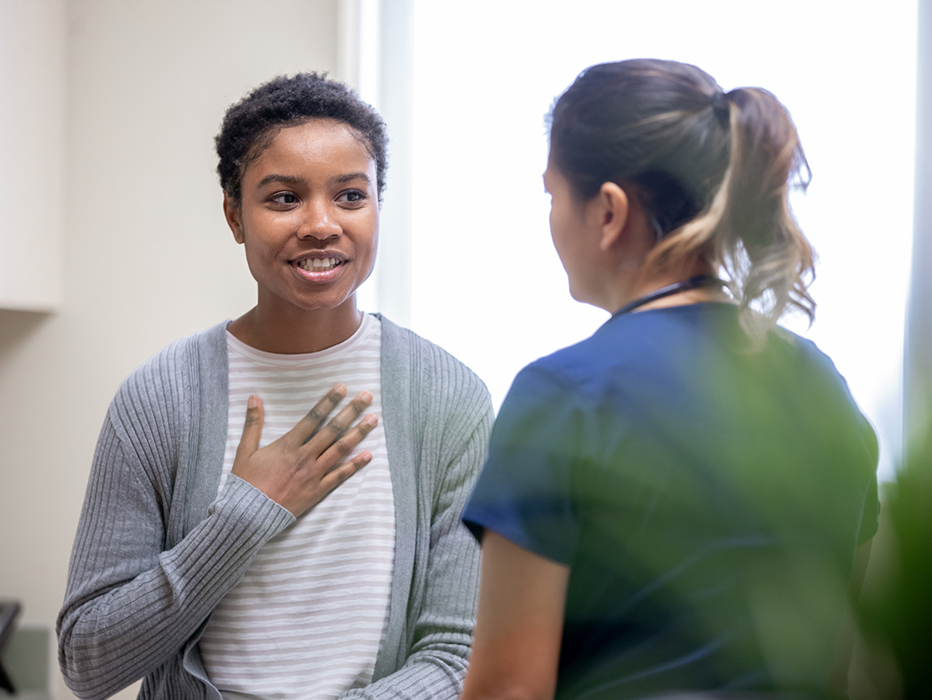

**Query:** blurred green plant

left=855, top=428, right=932, bottom=699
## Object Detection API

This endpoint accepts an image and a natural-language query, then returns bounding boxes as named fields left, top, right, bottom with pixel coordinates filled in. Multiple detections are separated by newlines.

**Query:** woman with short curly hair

left=59, top=73, right=492, bottom=700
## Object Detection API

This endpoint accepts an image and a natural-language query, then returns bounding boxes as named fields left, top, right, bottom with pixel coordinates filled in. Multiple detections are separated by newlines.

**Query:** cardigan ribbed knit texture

left=58, top=315, right=493, bottom=700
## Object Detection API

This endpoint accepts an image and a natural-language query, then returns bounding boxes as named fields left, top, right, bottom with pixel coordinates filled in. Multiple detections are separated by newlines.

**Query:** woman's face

left=225, top=118, right=379, bottom=320
left=543, top=155, right=605, bottom=308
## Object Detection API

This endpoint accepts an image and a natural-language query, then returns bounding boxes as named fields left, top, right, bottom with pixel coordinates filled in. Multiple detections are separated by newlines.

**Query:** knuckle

left=332, top=437, right=353, bottom=456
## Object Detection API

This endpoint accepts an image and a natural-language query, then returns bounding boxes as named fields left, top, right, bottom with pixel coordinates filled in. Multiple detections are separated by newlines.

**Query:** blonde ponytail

left=643, top=87, right=816, bottom=343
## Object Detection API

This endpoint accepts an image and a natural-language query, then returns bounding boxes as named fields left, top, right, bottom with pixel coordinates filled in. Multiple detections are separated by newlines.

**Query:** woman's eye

left=338, top=190, right=367, bottom=205
left=270, top=192, right=299, bottom=205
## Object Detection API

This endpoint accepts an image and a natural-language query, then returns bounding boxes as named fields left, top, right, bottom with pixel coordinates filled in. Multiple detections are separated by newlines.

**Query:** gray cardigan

left=58, top=316, right=493, bottom=700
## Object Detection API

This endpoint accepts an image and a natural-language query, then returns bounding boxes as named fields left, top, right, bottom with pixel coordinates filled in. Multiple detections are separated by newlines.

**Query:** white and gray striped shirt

left=200, top=314, right=395, bottom=700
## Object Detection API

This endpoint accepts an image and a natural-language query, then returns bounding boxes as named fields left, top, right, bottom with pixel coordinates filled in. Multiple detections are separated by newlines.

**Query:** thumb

left=235, top=395, right=264, bottom=460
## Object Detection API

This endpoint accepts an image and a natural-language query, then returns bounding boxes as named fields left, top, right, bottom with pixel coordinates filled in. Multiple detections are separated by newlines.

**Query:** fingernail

left=248, top=395, right=258, bottom=409
left=360, top=391, right=372, bottom=402
left=364, top=414, right=378, bottom=427
left=334, top=383, right=347, bottom=395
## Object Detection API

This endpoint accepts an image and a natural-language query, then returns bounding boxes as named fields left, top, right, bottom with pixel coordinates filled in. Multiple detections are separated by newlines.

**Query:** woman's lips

left=292, top=255, right=347, bottom=282
left=297, top=257, right=342, bottom=272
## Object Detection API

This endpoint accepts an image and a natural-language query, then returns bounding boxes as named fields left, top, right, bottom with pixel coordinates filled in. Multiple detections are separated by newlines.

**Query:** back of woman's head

left=548, top=59, right=815, bottom=340
left=216, top=73, right=388, bottom=206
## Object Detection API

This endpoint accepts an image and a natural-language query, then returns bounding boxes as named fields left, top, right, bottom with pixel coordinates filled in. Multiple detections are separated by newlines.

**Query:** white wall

left=0, top=1, right=339, bottom=697
left=408, top=0, right=917, bottom=482
left=0, top=0, right=66, bottom=311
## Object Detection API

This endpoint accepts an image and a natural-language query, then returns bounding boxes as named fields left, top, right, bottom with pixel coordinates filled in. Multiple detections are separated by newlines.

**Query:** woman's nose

left=297, top=201, right=341, bottom=240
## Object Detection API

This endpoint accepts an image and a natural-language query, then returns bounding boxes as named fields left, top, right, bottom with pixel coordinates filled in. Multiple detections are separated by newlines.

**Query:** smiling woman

left=56, top=73, right=493, bottom=700
left=224, top=119, right=380, bottom=352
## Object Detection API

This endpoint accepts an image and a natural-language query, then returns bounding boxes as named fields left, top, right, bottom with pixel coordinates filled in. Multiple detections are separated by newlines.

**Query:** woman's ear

left=223, top=193, right=245, bottom=244
left=594, top=182, right=630, bottom=251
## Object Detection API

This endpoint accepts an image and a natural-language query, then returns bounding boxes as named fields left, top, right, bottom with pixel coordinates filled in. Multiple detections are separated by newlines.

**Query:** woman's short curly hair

left=216, top=73, right=388, bottom=205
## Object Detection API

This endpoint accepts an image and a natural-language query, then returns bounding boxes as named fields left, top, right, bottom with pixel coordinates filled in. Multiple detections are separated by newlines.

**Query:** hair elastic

left=711, top=91, right=731, bottom=125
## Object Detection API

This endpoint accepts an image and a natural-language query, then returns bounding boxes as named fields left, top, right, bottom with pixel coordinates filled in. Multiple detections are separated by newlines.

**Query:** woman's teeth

left=298, top=258, right=340, bottom=271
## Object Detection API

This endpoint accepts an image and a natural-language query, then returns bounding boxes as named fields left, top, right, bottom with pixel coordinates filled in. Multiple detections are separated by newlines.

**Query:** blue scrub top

left=463, top=303, right=878, bottom=699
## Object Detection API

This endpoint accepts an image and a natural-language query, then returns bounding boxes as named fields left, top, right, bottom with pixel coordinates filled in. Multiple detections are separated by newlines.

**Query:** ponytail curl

left=645, top=87, right=815, bottom=342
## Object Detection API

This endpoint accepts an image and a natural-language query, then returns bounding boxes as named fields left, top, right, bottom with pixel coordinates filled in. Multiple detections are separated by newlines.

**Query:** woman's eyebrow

left=256, top=173, right=302, bottom=188
left=331, top=172, right=372, bottom=185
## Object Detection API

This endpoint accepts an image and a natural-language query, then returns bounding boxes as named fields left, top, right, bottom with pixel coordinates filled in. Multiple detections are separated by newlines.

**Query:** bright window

left=375, top=0, right=917, bottom=480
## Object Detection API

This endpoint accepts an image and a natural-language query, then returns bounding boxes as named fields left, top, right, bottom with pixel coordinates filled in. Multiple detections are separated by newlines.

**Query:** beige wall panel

left=0, top=0, right=66, bottom=310
left=0, top=1, right=339, bottom=697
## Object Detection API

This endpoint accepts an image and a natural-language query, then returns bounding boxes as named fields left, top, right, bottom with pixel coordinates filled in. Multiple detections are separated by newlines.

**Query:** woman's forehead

left=245, top=119, right=377, bottom=183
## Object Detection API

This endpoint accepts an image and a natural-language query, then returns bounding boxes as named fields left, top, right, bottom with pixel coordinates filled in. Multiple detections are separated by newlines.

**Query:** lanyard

left=610, top=275, right=728, bottom=319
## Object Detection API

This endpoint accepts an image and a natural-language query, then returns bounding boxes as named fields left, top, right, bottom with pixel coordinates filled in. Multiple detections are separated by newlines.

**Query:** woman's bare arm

left=461, top=531, right=570, bottom=700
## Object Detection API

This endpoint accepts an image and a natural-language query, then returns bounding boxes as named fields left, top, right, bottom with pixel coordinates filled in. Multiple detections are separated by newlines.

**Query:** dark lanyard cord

left=611, top=275, right=728, bottom=319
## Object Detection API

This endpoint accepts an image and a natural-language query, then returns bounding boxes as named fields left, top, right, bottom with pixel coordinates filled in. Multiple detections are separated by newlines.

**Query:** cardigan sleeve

left=57, top=359, right=294, bottom=700
left=337, top=345, right=494, bottom=700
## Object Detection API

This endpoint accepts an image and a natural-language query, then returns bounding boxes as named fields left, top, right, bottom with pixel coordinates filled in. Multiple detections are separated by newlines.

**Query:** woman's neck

left=608, top=263, right=729, bottom=315
left=227, top=301, right=364, bottom=354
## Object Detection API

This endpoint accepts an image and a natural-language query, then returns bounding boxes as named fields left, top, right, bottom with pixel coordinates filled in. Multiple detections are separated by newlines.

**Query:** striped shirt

left=200, top=314, right=395, bottom=700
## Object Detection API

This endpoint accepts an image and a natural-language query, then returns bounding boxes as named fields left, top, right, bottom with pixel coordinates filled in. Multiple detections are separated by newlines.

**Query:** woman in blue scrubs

left=461, top=59, right=879, bottom=700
